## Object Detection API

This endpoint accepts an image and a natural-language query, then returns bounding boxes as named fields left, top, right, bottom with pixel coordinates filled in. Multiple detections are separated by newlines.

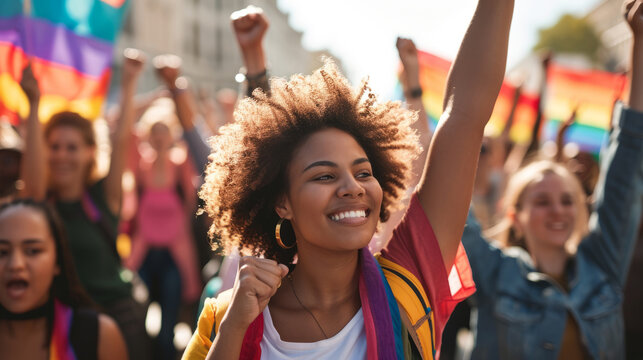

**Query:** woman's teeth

left=548, top=222, right=566, bottom=230
left=6, top=280, right=28, bottom=298
left=330, top=210, right=366, bottom=221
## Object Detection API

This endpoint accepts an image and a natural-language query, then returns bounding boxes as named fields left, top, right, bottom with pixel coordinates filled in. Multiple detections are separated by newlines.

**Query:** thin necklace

left=288, top=273, right=329, bottom=339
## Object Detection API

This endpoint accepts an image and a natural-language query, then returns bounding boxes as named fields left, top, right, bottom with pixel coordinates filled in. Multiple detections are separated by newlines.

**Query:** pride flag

left=398, top=50, right=539, bottom=144
left=0, top=0, right=129, bottom=125
left=542, top=65, right=627, bottom=155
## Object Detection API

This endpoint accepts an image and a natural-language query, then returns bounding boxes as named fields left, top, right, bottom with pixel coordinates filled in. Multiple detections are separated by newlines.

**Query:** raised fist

left=20, top=63, right=40, bottom=104
left=122, top=48, right=146, bottom=84
left=222, top=257, right=288, bottom=330
left=153, top=54, right=182, bottom=88
left=231, top=6, right=269, bottom=51
left=396, top=37, right=420, bottom=72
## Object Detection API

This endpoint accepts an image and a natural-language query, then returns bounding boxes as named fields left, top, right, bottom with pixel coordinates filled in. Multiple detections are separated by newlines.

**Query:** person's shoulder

left=97, top=314, right=127, bottom=360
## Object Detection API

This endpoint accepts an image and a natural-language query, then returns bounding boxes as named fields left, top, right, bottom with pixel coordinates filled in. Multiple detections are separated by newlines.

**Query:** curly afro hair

left=199, top=61, right=421, bottom=264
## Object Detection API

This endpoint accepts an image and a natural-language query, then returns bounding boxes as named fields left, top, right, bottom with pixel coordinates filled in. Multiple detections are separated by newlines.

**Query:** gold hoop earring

left=275, top=218, right=295, bottom=249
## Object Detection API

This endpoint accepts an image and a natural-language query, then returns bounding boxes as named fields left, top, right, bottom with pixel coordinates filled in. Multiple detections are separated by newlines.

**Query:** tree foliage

left=533, top=14, right=602, bottom=61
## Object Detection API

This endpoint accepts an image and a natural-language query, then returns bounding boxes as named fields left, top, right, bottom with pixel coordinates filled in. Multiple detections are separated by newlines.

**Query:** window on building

left=193, top=22, right=200, bottom=58
left=215, top=26, right=222, bottom=66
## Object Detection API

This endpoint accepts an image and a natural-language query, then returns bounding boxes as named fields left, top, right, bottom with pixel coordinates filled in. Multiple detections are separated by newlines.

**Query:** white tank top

left=260, top=306, right=367, bottom=359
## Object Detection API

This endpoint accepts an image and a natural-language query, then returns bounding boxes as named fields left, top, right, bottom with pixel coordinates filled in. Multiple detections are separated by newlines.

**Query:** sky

left=276, top=0, right=605, bottom=98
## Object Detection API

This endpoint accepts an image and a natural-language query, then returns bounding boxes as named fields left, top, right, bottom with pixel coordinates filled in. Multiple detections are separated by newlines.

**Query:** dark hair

left=0, top=198, right=94, bottom=309
left=0, top=199, right=95, bottom=347
left=199, top=61, right=420, bottom=264
left=44, top=112, right=96, bottom=147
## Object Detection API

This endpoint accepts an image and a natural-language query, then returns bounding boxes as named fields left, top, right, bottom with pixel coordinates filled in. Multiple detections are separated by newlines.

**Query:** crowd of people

left=1, top=0, right=642, bottom=359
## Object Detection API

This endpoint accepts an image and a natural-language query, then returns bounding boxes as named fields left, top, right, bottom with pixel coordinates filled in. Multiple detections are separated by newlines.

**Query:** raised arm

left=231, top=6, right=270, bottom=96
left=555, top=109, right=577, bottom=162
left=373, top=38, right=432, bottom=249
left=104, top=49, right=145, bottom=215
left=396, top=37, right=432, bottom=179
left=629, top=0, right=643, bottom=113
left=155, top=55, right=198, bottom=132
left=579, top=0, right=643, bottom=285
left=18, top=63, right=46, bottom=200
left=154, top=55, right=211, bottom=174
left=417, top=0, right=515, bottom=271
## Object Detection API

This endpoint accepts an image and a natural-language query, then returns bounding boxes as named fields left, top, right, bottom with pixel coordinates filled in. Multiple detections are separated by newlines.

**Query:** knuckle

left=239, top=256, right=254, bottom=265
left=238, top=264, right=255, bottom=276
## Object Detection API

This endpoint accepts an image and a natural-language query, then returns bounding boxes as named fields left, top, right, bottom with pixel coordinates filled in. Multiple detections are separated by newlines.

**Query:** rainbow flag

left=398, top=50, right=539, bottom=144
left=542, top=65, right=627, bottom=155
left=415, top=51, right=451, bottom=130
left=0, top=0, right=129, bottom=125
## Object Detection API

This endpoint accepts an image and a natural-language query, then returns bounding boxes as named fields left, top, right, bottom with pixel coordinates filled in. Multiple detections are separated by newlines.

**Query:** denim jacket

left=462, top=102, right=643, bottom=360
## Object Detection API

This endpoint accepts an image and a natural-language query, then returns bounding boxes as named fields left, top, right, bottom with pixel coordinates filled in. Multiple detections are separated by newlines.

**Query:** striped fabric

left=542, top=64, right=628, bottom=157
left=49, top=300, right=76, bottom=360
left=395, top=50, right=539, bottom=145
left=185, top=248, right=412, bottom=360
left=0, top=0, right=129, bottom=125
left=360, top=248, right=404, bottom=359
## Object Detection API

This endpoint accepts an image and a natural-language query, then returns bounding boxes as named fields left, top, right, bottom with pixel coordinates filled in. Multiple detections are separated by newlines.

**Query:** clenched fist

left=221, top=257, right=289, bottom=331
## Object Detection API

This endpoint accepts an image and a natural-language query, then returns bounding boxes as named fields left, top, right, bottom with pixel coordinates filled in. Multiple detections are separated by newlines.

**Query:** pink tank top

left=137, top=159, right=186, bottom=246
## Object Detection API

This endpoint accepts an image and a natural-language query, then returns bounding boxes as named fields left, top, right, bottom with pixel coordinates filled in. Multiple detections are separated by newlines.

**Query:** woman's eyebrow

left=303, top=158, right=370, bottom=173
left=303, top=160, right=337, bottom=173
left=22, top=239, right=45, bottom=245
left=0, top=239, right=45, bottom=245
left=353, top=158, right=370, bottom=166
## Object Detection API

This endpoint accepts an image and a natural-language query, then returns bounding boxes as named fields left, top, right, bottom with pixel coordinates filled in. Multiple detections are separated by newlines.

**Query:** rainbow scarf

left=49, top=300, right=76, bottom=360
left=0, top=0, right=129, bottom=125
left=236, top=248, right=405, bottom=359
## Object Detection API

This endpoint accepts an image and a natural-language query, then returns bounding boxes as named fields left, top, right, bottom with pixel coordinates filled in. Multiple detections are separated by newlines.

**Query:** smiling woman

left=185, top=1, right=516, bottom=358
left=199, top=62, right=418, bottom=265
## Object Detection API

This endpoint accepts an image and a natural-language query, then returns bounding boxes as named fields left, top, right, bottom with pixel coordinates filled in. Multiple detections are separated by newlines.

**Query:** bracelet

left=407, top=87, right=423, bottom=99
left=244, top=69, right=270, bottom=97
left=245, top=69, right=268, bottom=81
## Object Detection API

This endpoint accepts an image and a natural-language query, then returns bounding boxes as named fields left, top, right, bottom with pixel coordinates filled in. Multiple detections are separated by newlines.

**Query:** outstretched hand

left=624, top=0, right=643, bottom=35
left=20, top=63, right=40, bottom=105
left=231, top=6, right=269, bottom=52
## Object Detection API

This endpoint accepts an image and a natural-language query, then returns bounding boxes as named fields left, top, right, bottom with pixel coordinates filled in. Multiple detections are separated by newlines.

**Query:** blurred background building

left=109, top=0, right=337, bottom=101
left=506, top=0, right=632, bottom=94
left=585, top=0, right=632, bottom=71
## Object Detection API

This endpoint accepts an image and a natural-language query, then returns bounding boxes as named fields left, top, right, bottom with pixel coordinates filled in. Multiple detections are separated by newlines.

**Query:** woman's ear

left=275, top=195, right=293, bottom=220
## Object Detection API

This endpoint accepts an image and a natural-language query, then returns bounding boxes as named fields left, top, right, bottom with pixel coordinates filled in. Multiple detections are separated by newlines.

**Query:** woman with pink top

left=125, top=106, right=201, bottom=360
